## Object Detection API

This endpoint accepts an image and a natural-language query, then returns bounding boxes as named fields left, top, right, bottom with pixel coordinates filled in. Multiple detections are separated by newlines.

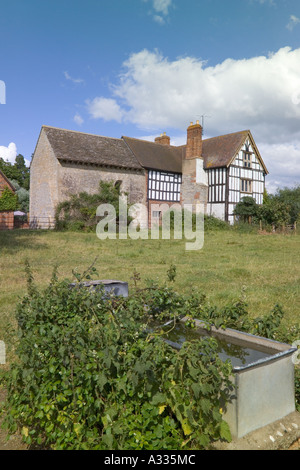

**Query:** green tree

left=15, top=154, right=30, bottom=190
left=274, top=185, right=300, bottom=224
left=233, top=196, right=258, bottom=223
left=257, top=197, right=290, bottom=229
left=0, top=154, right=30, bottom=190
left=7, top=179, right=29, bottom=213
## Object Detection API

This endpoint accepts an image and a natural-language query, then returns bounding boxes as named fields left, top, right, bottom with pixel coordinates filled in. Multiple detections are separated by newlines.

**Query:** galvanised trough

left=164, top=317, right=297, bottom=439
left=69, top=279, right=129, bottom=297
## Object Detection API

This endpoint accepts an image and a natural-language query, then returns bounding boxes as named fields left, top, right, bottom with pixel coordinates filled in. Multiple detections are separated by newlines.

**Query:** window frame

left=243, top=151, right=252, bottom=168
left=148, top=170, right=182, bottom=202
left=240, top=178, right=252, bottom=194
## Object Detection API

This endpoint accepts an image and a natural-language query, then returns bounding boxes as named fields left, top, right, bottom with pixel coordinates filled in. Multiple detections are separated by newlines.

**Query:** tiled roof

left=202, top=131, right=250, bottom=169
left=0, top=170, right=15, bottom=192
left=39, top=126, right=267, bottom=175
left=201, top=130, right=268, bottom=173
left=123, top=136, right=183, bottom=173
left=42, top=126, right=143, bottom=171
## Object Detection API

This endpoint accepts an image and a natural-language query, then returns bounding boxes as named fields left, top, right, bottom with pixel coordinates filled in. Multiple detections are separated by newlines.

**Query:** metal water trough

left=69, top=280, right=129, bottom=297
left=177, top=317, right=297, bottom=438
left=68, top=280, right=296, bottom=439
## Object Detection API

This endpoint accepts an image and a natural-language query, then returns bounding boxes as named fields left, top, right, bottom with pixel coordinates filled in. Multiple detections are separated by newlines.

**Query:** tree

left=14, top=154, right=30, bottom=190
left=233, top=196, right=258, bottom=223
left=273, top=185, right=300, bottom=224
left=257, top=197, right=290, bottom=229
left=0, top=154, right=30, bottom=190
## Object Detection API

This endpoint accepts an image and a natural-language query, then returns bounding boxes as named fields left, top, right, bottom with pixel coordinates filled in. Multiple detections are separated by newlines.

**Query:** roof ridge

left=122, top=135, right=180, bottom=149
left=42, top=125, right=123, bottom=141
left=203, top=130, right=249, bottom=142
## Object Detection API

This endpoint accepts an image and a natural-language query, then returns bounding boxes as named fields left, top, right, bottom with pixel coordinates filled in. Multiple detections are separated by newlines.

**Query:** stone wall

left=29, top=129, right=60, bottom=228
left=30, top=128, right=148, bottom=229
left=58, top=162, right=148, bottom=229
left=58, top=162, right=146, bottom=206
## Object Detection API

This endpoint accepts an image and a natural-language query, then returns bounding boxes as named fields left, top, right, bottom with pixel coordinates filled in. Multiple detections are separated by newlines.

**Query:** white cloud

left=259, top=142, right=300, bottom=192
left=153, top=14, right=165, bottom=25
left=96, top=47, right=300, bottom=137
left=250, top=0, right=275, bottom=5
left=64, top=71, right=85, bottom=84
left=87, top=46, right=300, bottom=190
left=0, top=143, right=30, bottom=167
left=286, top=15, right=300, bottom=31
left=143, top=0, right=173, bottom=24
left=153, top=0, right=172, bottom=16
left=0, top=142, right=18, bottom=164
left=86, top=97, right=124, bottom=123
left=73, top=113, right=84, bottom=126
left=257, top=0, right=275, bottom=4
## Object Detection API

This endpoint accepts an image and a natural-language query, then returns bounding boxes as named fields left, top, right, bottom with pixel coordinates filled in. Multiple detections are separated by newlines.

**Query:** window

left=241, top=179, right=252, bottom=193
left=148, top=170, right=181, bottom=202
left=243, top=152, right=252, bottom=168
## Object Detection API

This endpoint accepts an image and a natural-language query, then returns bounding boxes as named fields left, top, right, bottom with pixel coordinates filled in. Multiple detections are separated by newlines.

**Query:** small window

left=152, top=211, right=162, bottom=218
left=241, top=179, right=252, bottom=193
left=243, top=152, right=252, bottom=168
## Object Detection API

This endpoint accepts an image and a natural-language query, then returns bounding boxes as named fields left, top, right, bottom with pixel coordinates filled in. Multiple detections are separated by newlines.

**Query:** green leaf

left=200, top=398, right=211, bottom=415
left=151, top=393, right=167, bottom=405
left=220, top=420, right=232, bottom=442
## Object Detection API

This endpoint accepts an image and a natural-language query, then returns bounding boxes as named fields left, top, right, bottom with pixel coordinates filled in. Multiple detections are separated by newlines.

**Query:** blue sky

left=1, top=0, right=300, bottom=192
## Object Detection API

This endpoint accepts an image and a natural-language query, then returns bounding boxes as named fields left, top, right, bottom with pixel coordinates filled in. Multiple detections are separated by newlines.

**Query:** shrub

left=233, top=196, right=258, bottom=223
left=4, top=263, right=299, bottom=448
left=0, top=187, right=18, bottom=211
left=55, top=181, right=132, bottom=232
left=3, top=264, right=234, bottom=450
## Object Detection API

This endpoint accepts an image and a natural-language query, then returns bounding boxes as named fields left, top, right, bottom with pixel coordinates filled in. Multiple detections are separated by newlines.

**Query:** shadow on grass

left=0, top=229, right=50, bottom=253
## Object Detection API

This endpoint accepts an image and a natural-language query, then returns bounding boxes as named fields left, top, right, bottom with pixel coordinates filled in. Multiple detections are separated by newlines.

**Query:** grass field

left=0, top=228, right=299, bottom=342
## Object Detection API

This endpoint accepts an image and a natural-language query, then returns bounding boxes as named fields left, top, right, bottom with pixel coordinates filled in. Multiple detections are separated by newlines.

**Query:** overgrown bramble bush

left=54, top=181, right=132, bottom=232
left=0, top=187, right=18, bottom=211
left=3, top=262, right=299, bottom=448
left=3, top=263, right=234, bottom=450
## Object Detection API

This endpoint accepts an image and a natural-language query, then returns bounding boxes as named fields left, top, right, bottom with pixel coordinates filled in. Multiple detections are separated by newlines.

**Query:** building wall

left=207, top=202, right=226, bottom=220
left=0, top=211, right=14, bottom=230
left=29, top=129, right=60, bottom=228
left=58, top=162, right=146, bottom=204
left=206, top=139, right=266, bottom=224
left=30, top=129, right=147, bottom=229
left=181, top=158, right=208, bottom=212
left=227, top=141, right=266, bottom=224
left=0, top=172, right=16, bottom=230
left=58, top=162, right=148, bottom=229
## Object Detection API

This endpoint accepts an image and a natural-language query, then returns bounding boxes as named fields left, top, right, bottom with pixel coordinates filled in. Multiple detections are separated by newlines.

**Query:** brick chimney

left=155, top=132, right=170, bottom=146
left=185, top=120, right=203, bottom=159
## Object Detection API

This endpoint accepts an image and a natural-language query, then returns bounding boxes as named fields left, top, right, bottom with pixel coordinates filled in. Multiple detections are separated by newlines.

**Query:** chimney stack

left=155, top=132, right=170, bottom=146
left=185, top=120, right=203, bottom=159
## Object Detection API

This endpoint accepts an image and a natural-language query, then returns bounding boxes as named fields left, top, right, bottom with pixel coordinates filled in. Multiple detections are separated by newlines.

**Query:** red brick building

left=0, top=170, right=15, bottom=230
